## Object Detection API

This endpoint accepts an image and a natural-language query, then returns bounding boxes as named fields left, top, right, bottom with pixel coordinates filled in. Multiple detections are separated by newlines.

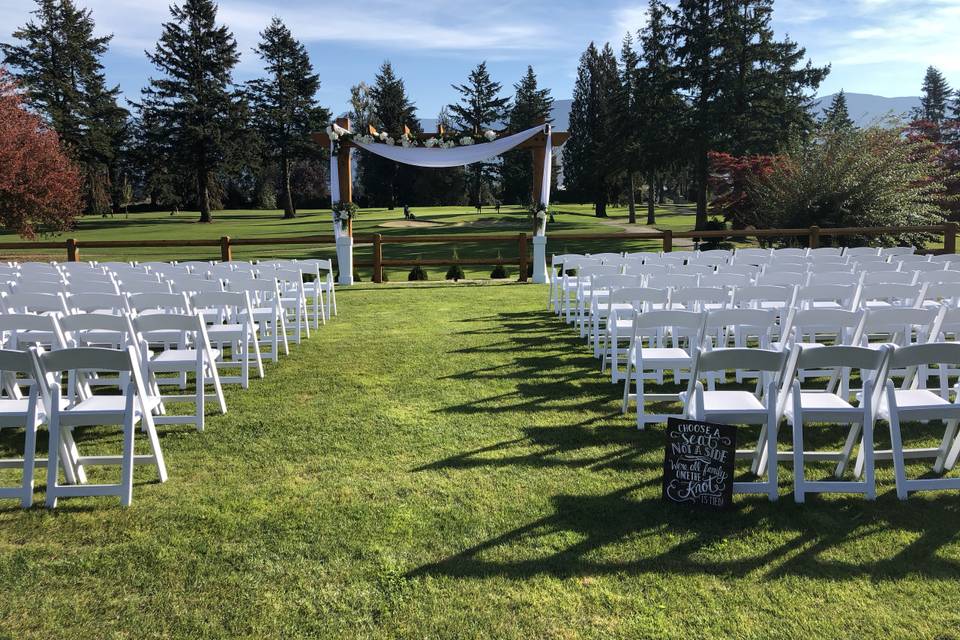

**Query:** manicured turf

left=2, top=282, right=959, bottom=638
left=1, top=204, right=699, bottom=280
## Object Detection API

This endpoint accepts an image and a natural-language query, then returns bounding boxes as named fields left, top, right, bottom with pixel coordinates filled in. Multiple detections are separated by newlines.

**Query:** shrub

left=746, top=125, right=947, bottom=247
left=408, top=265, right=428, bottom=281
left=490, top=264, right=508, bottom=279
left=445, top=249, right=465, bottom=281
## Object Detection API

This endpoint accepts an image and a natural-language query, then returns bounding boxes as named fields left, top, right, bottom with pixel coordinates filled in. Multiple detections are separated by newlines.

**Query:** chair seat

left=698, top=391, right=766, bottom=413
left=0, top=398, right=44, bottom=423
left=59, top=394, right=163, bottom=425
left=630, top=347, right=691, bottom=366
left=207, top=323, right=257, bottom=338
left=150, top=348, right=221, bottom=370
left=784, top=392, right=863, bottom=423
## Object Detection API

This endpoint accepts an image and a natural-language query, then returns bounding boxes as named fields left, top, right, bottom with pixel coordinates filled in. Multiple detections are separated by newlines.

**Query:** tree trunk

left=695, top=151, right=708, bottom=230
left=281, top=156, right=295, bottom=219
left=646, top=171, right=657, bottom=225
left=627, top=173, right=637, bottom=224
left=198, top=169, right=212, bottom=223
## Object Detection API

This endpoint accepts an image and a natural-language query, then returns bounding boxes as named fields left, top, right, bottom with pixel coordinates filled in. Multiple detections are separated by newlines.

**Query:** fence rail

left=1, top=223, right=956, bottom=280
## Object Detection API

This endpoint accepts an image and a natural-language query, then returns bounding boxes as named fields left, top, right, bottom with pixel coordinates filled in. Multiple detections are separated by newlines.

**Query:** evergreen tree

left=247, top=18, right=328, bottom=219
left=137, top=0, right=241, bottom=223
left=672, top=0, right=827, bottom=229
left=916, top=66, right=952, bottom=124
left=822, top=90, right=854, bottom=131
left=636, top=0, right=686, bottom=225
left=500, top=66, right=553, bottom=205
left=2, top=0, right=127, bottom=215
left=449, top=61, right=511, bottom=208
left=618, top=32, right=643, bottom=224
left=362, top=61, right=420, bottom=209
left=717, top=0, right=827, bottom=156
left=563, top=43, right=621, bottom=217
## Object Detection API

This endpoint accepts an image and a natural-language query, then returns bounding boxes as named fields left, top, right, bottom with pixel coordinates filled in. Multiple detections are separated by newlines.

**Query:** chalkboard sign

left=662, top=418, right=737, bottom=509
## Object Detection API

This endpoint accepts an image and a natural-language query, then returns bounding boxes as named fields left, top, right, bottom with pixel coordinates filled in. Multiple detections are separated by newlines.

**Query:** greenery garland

left=326, top=123, right=498, bottom=154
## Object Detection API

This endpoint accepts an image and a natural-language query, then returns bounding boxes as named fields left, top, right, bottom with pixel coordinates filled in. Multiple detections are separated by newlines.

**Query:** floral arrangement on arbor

left=326, top=123, right=497, bottom=153
left=332, top=200, right=358, bottom=226
left=529, top=202, right=549, bottom=234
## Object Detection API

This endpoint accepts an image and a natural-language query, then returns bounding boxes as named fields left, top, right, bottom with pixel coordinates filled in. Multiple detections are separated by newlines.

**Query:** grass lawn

left=0, top=204, right=700, bottom=280
left=2, top=282, right=960, bottom=638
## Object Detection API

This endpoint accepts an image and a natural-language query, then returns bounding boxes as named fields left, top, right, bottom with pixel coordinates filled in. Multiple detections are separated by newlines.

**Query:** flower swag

left=326, top=123, right=498, bottom=154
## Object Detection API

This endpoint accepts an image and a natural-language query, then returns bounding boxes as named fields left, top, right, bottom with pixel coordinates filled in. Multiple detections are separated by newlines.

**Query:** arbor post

left=809, top=225, right=820, bottom=249
left=220, top=236, right=232, bottom=262
left=518, top=233, right=529, bottom=282
left=66, top=238, right=79, bottom=262
left=945, top=222, right=958, bottom=255
left=663, top=229, right=673, bottom=253
left=335, top=116, right=355, bottom=285
left=373, top=233, right=383, bottom=283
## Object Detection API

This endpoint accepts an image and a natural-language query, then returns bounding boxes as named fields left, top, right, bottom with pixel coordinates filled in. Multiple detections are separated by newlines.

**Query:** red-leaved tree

left=0, top=68, right=81, bottom=238
left=708, top=151, right=785, bottom=230
left=905, top=119, right=960, bottom=221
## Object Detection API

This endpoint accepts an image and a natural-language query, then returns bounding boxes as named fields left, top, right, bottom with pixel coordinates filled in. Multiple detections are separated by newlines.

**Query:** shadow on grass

left=415, top=307, right=960, bottom=582
left=410, top=483, right=960, bottom=581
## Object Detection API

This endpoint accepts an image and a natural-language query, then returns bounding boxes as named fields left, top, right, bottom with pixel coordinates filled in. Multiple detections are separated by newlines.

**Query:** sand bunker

left=378, top=219, right=445, bottom=229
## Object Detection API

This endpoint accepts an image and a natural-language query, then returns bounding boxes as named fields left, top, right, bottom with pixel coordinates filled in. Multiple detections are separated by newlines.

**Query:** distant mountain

left=418, top=99, right=573, bottom=133
left=811, top=93, right=920, bottom=127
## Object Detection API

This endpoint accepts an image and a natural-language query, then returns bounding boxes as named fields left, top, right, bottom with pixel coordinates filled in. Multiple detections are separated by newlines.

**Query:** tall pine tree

left=822, top=90, right=854, bottom=130
left=361, top=61, right=420, bottom=209
left=449, top=62, right=510, bottom=208
left=563, top=43, right=621, bottom=217
left=636, top=0, right=686, bottom=225
left=673, top=0, right=826, bottom=228
left=500, top=66, right=553, bottom=205
left=2, top=0, right=127, bottom=215
left=138, top=0, right=241, bottom=222
left=916, top=66, right=953, bottom=124
left=247, top=18, right=328, bottom=219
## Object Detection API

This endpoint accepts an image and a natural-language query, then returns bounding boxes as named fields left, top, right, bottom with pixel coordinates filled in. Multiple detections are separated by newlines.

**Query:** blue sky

left=2, top=0, right=958, bottom=118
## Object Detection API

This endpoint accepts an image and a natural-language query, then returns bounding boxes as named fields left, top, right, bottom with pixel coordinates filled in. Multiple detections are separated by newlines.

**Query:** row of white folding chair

left=677, top=339, right=960, bottom=502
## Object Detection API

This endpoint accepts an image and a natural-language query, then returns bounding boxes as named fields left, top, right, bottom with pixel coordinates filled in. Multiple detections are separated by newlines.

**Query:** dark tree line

left=563, top=0, right=829, bottom=229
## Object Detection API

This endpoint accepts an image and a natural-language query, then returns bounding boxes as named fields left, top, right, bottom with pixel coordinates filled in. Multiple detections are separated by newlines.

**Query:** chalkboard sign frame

left=662, top=417, right=737, bottom=510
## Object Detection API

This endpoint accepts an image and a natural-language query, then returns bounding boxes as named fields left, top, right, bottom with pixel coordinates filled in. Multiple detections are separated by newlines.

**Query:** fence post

left=945, top=222, right=958, bottom=255
left=220, top=236, right=232, bottom=262
left=66, top=238, right=79, bottom=262
left=808, top=226, right=820, bottom=249
left=663, top=230, right=673, bottom=253
left=373, top=233, right=383, bottom=283
left=518, top=233, right=529, bottom=282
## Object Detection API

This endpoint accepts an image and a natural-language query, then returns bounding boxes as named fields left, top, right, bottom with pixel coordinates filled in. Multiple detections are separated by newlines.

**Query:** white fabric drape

left=330, top=142, right=341, bottom=239
left=540, top=125, right=552, bottom=208
left=351, top=125, right=546, bottom=168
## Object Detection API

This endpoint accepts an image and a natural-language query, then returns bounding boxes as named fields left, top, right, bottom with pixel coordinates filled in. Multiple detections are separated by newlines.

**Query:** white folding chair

left=228, top=276, right=289, bottom=361
left=0, top=349, right=45, bottom=507
left=549, top=254, right=581, bottom=312
left=300, top=258, right=336, bottom=323
left=133, top=313, right=227, bottom=432
left=786, top=344, right=892, bottom=502
left=621, top=309, right=704, bottom=429
left=38, top=346, right=168, bottom=508
left=794, top=283, right=861, bottom=311
left=682, top=347, right=793, bottom=500
left=880, top=343, right=960, bottom=499
left=600, top=287, right=668, bottom=382
left=190, top=291, right=264, bottom=387
left=66, top=292, right=131, bottom=316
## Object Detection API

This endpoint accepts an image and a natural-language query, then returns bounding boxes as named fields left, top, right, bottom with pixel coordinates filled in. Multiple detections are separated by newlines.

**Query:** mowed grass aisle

left=2, top=283, right=960, bottom=638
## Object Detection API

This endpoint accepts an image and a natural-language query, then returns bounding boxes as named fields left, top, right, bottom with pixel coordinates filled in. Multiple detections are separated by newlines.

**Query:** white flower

left=425, top=137, right=438, bottom=148
left=329, top=131, right=339, bottom=141
left=325, top=125, right=333, bottom=135
left=442, top=141, right=455, bottom=149
left=385, top=136, right=395, bottom=146
left=332, top=123, right=350, bottom=136
left=484, top=130, right=496, bottom=141
left=535, top=210, right=546, bottom=220
left=459, top=136, right=474, bottom=146
left=378, top=131, right=388, bottom=141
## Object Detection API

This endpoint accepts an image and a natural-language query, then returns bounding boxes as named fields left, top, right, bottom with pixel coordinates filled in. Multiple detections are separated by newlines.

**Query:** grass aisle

left=1, top=283, right=960, bottom=638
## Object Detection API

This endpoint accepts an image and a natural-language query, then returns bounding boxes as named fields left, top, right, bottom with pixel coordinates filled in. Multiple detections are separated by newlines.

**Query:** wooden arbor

left=311, top=118, right=570, bottom=237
